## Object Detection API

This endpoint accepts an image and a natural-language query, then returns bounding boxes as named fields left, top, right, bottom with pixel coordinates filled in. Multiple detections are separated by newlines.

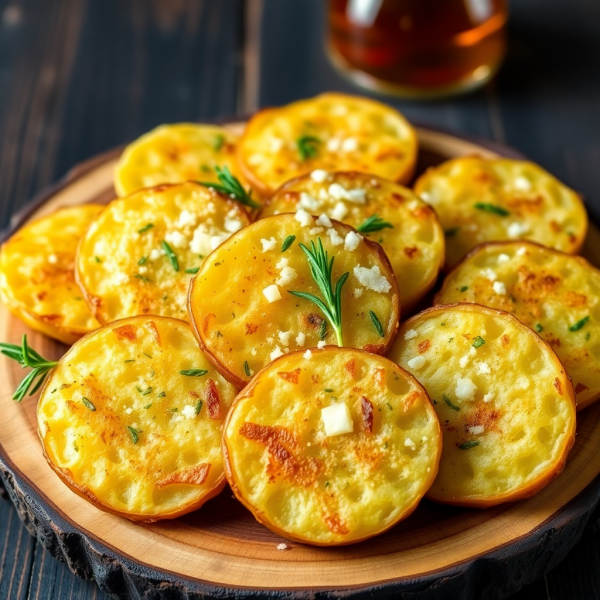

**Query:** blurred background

left=0, top=0, right=599, bottom=598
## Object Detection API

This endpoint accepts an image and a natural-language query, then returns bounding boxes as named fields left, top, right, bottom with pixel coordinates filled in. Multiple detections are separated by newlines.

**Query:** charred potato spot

left=388, top=304, right=576, bottom=507
left=0, top=205, right=103, bottom=344
left=37, top=316, right=237, bottom=521
left=76, top=182, right=251, bottom=324
left=223, top=348, right=441, bottom=545
left=262, top=172, right=444, bottom=311
left=435, top=241, right=600, bottom=410
left=113, top=123, right=243, bottom=197
left=238, top=93, right=417, bottom=195
left=188, top=214, right=400, bottom=387
left=414, top=158, right=588, bottom=269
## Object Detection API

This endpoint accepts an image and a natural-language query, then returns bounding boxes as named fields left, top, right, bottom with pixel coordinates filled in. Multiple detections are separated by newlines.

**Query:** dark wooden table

left=1, top=1, right=599, bottom=598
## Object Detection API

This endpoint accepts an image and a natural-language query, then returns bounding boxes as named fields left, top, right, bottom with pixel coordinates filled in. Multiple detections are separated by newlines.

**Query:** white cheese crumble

left=48, top=254, right=58, bottom=264
left=455, top=377, right=477, bottom=402
left=477, top=361, right=491, bottom=374
left=261, top=237, right=277, bottom=252
left=190, top=229, right=211, bottom=255
left=481, top=268, right=497, bottom=282
left=459, top=355, right=470, bottom=368
left=321, top=402, right=354, bottom=437
left=276, top=257, right=289, bottom=269
left=507, top=222, right=529, bottom=238
left=210, top=234, right=230, bottom=251
left=328, top=183, right=347, bottom=200
left=276, top=543, right=289, bottom=551
left=181, top=405, right=196, bottom=419
left=309, top=227, right=324, bottom=235
left=344, top=231, right=362, bottom=251
left=224, top=217, right=243, bottom=233
left=278, top=330, right=291, bottom=346
left=149, top=248, right=161, bottom=260
left=316, top=213, right=332, bottom=228
left=353, top=288, right=363, bottom=298
left=177, top=210, right=197, bottom=228
left=165, top=230, right=188, bottom=249
left=327, top=137, right=341, bottom=152
left=270, top=347, right=284, bottom=361
left=468, top=425, right=485, bottom=435
left=263, top=284, right=282, bottom=303
left=303, top=349, right=312, bottom=360
left=329, top=201, right=348, bottom=221
left=492, top=281, right=507, bottom=295
left=353, top=265, right=392, bottom=293
left=341, top=137, right=358, bottom=152
left=277, top=266, right=297, bottom=286
left=206, top=202, right=216, bottom=213
left=115, top=272, right=129, bottom=284
left=346, top=189, right=366, bottom=203
left=497, top=253, right=511, bottom=264
left=483, top=393, right=494, bottom=403
left=295, top=208, right=313, bottom=227
left=295, top=332, right=306, bottom=346
left=299, top=192, right=321, bottom=211
left=326, top=228, right=344, bottom=246
left=125, top=407, right=133, bottom=415
left=310, top=169, right=329, bottom=183
left=404, top=437, right=416, bottom=449
left=404, top=329, right=418, bottom=340
left=317, top=340, right=326, bottom=349
left=516, top=246, right=527, bottom=256
left=514, top=176, right=531, bottom=191
left=407, top=356, right=426, bottom=370
left=138, top=266, right=148, bottom=274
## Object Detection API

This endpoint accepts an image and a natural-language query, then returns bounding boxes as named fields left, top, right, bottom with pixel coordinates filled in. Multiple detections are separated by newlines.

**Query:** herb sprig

left=0, top=335, right=59, bottom=401
left=180, top=369, right=208, bottom=377
left=288, top=239, right=349, bottom=346
left=296, top=135, right=321, bottom=161
left=200, top=166, right=261, bottom=209
left=161, top=241, right=179, bottom=272
left=369, top=310, right=384, bottom=337
left=357, top=214, right=394, bottom=234
left=569, top=316, right=590, bottom=332
left=474, top=203, right=510, bottom=217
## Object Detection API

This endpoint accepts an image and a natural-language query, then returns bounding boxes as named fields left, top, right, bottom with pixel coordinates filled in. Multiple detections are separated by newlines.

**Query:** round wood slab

left=1, top=124, right=600, bottom=600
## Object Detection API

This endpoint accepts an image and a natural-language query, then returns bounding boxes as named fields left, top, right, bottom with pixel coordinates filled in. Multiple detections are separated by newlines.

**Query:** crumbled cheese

left=276, top=266, right=297, bottom=286
left=329, top=202, right=348, bottom=221
left=327, top=138, right=341, bottom=152
left=404, top=437, right=416, bottom=449
left=261, top=237, right=277, bottom=252
left=295, top=208, right=313, bottom=227
left=278, top=331, right=291, bottom=346
left=303, top=349, right=312, bottom=360
left=455, top=377, right=477, bottom=402
left=516, top=246, right=527, bottom=256
left=493, top=281, right=507, bottom=295
left=210, top=234, right=230, bottom=251
left=276, top=257, right=289, bottom=269
left=328, top=183, right=347, bottom=200
left=138, top=266, right=148, bottom=274
left=190, top=229, right=212, bottom=255
left=270, top=138, right=284, bottom=152
left=497, top=253, right=510, bottom=264
left=149, top=248, right=161, bottom=260
left=353, top=288, right=363, bottom=298
left=295, top=332, right=306, bottom=346
left=317, top=340, right=326, bottom=349
left=481, top=268, right=497, bottom=282
left=316, top=213, right=332, bottom=228
left=404, top=329, right=418, bottom=340
left=346, top=189, right=366, bottom=204
left=177, top=210, right=197, bottom=228
left=321, top=402, right=354, bottom=437
left=181, top=405, right=196, bottom=419
left=224, top=217, right=243, bottom=233
left=419, top=191, right=431, bottom=202
left=263, top=284, right=282, bottom=303
left=277, top=543, right=289, bottom=551
left=344, top=231, right=362, bottom=251
left=469, top=346, right=477, bottom=356
left=48, top=254, right=58, bottom=264
left=114, top=272, right=129, bottom=284
left=507, top=222, right=529, bottom=238
left=469, top=425, right=485, bottom=435
left=327, top=228, right=344, bottom=246
left=206, top=202, right=216, bottom=213
left=477, top=361, right=491, bottom=374
left=309, top=227, right=324, bottom=235
left=353, top=265, right=392, bottom=293
left=459, top=355, right=470, bottom=368
left=299, top=192, right=321, bottom=211
left=125, top=407, right=133, bottom=415
left=270, top=347, right=284, bottom=361
left=514, top=176, right=531, bottom=191
left=407, top=356, right=426, bottom=370
left=310, top=169, right=329, bottom=183
left=165, top=230, right=188, bottom=249
left=483, top=393, right=494, bottom=403
left=341, top=137, right=358, bottom=152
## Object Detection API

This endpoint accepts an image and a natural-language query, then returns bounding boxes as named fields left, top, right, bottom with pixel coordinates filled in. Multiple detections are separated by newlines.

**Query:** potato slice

left=37, top=316, right=237, bottom=522
left=414, top=157, right=588, bottom=269
left=0, top=205, right=103, bottom=345
left=237, top=93, right=417, bottom=196
left=435, top=241, right=600, bottom=411
left=76, top=182, right=251, bottom=324
left=188, top=213, right=400, bottom=388
left=387, top=303, right=576, bottom=507
left=262, top=171, right=444, bottom=311
left=113, top=123, right=241, bottom=197
left=223, top=347, right=441, bottom=545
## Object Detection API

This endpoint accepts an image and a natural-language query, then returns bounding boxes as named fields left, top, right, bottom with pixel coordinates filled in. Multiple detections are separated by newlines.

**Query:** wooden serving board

left=1, top=124, right=600, bottom=600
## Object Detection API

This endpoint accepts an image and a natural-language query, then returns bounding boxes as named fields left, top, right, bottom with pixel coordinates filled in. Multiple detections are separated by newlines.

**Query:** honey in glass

left=328, top=0, right=508, bottom=98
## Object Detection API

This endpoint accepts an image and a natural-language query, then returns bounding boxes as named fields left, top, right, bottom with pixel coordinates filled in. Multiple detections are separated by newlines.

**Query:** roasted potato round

left=113, top=123, right=241, bottom=197
left=76, top=181, right=251, bottom=324
left=0, top=205, right=103, bottom=345
left=262, top=171, right=445, bottom=311
left=414, top=157, right=588, bottom=269
left=237, top=93, right=418, bottom=196
left=223, top=347, right=441, bottom=545
left=37, top=316, right=238, bottom=522
left=387, top=303, right=576, bottom=507
left=188, top=213, right=400, bottom=388
left=435, top=241, right=600, bottom=411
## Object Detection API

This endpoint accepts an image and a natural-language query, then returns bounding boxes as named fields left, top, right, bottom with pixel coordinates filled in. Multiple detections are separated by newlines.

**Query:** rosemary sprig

left=199, top=166, right=261, bottom=209
left=459, top=440, right=480, bottom=450
left=288, top=238, right=349, bottom=346
left=569, top=316, right=590, bottom=332
left=0, top=335, right=59, bottom=401
left=369, top=310, right=384, bottom=337
left=296, top=135, right=321, bottom=161
left=357, top=215, right=394, bottom=234
left=180, top=369, right=208, bottom=377
left=161, top=241, right=179, bottom=272
left=474, top=203, right=510, bottom=217
left=281, top=235, right=296, bottom=252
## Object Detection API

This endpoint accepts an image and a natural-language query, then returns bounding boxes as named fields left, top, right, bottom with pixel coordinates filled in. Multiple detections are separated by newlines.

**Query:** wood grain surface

left=1, top=0, right=599, bottom=598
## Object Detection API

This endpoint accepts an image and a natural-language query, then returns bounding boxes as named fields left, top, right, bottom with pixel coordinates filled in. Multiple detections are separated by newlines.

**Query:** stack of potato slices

left=0, top=92, right=593, bottom=546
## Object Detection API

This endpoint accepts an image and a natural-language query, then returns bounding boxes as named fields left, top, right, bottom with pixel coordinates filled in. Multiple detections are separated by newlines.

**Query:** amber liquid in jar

left=328, top=0, right=508, bottom=98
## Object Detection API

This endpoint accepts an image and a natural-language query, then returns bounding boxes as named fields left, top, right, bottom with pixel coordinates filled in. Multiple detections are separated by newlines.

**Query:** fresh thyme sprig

left=200, top=166, right=261, bottom=209
left=288, top=238, right=349, bottom=346
left=0, top=335, right=59, bottom=401
left=296, top=135, right=321, bottom=161
left=357, top=214, right=394, bottom=234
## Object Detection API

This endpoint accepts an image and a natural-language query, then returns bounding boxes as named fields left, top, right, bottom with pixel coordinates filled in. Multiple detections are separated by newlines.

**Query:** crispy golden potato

left=387, top=303, right=576, bottom=507
left=77, top=182, right=251, bottom=324
left=188, top=213, right=400, bottom=388
left=414, top=157, right=588, bottom=269
left=262, top=171, right=445, bottom=311
left=238, top=93, right=417, bottom=196
left=0, top=205, right=103, bottom=345
left=38, top=316, right=237, bottom=522
left=113, top=123, right=241, bottom=197
left=223, top=347, right=441, bottom=545
left=435, top=241, right=600, bottom=410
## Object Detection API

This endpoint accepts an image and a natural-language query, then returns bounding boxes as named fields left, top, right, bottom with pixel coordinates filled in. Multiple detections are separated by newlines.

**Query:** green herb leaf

left=474, top=203, right=510, bottom=217
left=459, top=286, right=468, bottom=292
left=213, top=134, right=225, bottom=151
left=127, top=426, right=140, bottom=444
left=535, top=323, right=544, bottom=333
left=472, top=336, right=485, bottom=349
left=444, top=227, right=460, bottom=237
left=157, top=391, right=166, bottom=398
left=161, top=241, right=179, bottom=272
left=296, top=135, right=321, bottom=161
left=288, top=239, right=349, bottom=346
left=369, top=310, right=385, bottom=337
left=195, top=400, right=203, bottom=415
left=136, top=386, right=152, bottom=395
left=386, top=402, right=393, bottom=411
left=134, top=273, right=150, bottom=282
left=81, top=397, right=96, bottom=411
left=569, top=316, right=590, bottom=332
left=319, top=319, right=328, bottom=341
left=459, top=440, right=480, bottom=450
left=443, top=394, right=460, bottom=411
left=324, top=388, right=334, bottom=393
left=356, top=214, right=394, bottom=234
left=180, top=369, right=209, bottom=377
left=281, top=235, right=296, bottom=252
left=243, top=360, right=251, bottom=377
left=143, top=403, right=152, bottom=409
left=138, top=256, right=148, bottom=265
left=0, top=335, right=59, bottom=402
left=185, top=267, right=200, bottom=274
left=138, top=223, right=154, bottom=234
left=199, top=165, right=261, bottom=209
left=95, top=256, right=102, bottom=263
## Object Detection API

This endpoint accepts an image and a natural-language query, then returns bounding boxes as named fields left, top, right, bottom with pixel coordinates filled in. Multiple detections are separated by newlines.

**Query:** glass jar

left=328, top=0, right=508, bottom=99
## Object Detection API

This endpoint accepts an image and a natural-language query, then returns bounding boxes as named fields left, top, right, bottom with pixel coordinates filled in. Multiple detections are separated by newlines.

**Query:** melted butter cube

left=321, top=402, right=354, bottom=437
